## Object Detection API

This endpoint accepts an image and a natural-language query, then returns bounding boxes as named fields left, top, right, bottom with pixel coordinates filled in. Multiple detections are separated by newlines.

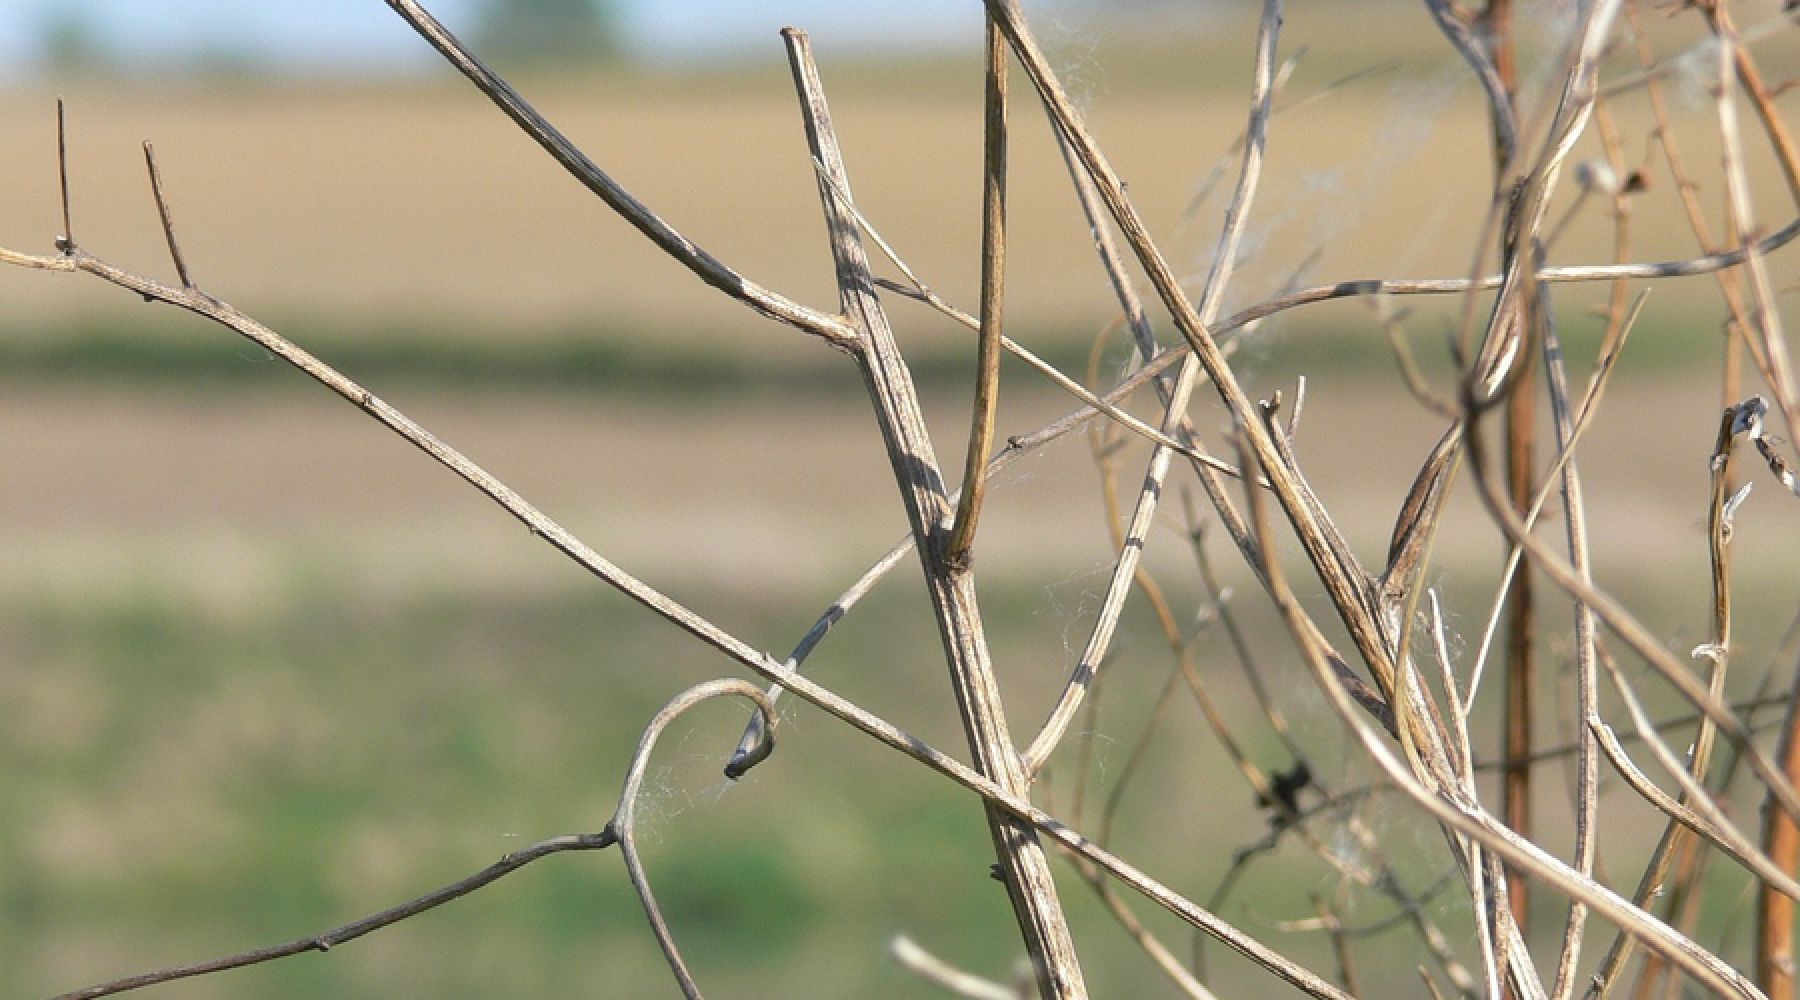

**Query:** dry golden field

left=0, top=4, right=1786, bottom=344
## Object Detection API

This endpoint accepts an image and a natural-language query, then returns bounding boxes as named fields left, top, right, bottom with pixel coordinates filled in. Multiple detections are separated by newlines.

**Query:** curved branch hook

left=609, top=679, right=777, bottom=1000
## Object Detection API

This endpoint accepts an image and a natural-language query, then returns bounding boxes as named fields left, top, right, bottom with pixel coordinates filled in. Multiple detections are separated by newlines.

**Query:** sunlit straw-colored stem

left=944, top=15, right=1008, bottom=571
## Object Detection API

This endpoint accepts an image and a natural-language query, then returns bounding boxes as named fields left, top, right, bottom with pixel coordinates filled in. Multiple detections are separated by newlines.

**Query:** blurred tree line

left=472, top=0, right=620, bottom=67
left=37, top=0, right=620, bottom=75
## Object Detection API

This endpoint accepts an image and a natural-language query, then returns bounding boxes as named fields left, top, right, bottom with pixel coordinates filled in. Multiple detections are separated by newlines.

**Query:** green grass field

left=4, top=364, right=1792, bottom=996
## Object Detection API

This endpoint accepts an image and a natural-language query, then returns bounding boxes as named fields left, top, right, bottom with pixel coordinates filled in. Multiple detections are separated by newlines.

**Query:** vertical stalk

left=1752, top=403, right=1798, bottom=1000
left=1501, top=359, right=1536, bottom=932
left=1475, top=0, right=1538, bottom=945
left=1762, top=671, right=1800, bottom=1000
left=783, top=29, right=1086, bottom=999
left=945, top=16, right=1008, bottom=571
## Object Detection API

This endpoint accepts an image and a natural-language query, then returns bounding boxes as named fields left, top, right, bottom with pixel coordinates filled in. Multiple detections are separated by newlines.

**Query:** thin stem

left=1589, top=652, right=1800, bottom=903
left=891, top=937, right=1025, bottom=1000
left=726, top=540, right=909, bottom=778
left=1711, top=6, right=1799, bottom=442
left=613, top=680, right=777, bottom=999
left=1698, top=1, right=1800, bottom=208
left=18, top=244, right=1343, bottom=1000
left=55, top=98, right=72, bottom=253
left=1063, top=861, right=1217, bottom=1000
left=782, top=28, right=1084, bottom=998
left=52, top=831, right=617, bottom=999
left=1536, top=254, right=1600, bottom=1000
left=381, top=0, right=854, bottom=347
left=1501, top=270, right=1538, bottom=964
left=829, top=168, right=1253, bottom=479
left=1762, top=647, right=1800, bottom=999
left=1462, top=398, right=1800, bottom=832
left=141, top=142, right=191, bottom=288
left=1466, top=293, right=1646, bottom=710
left=945, top=15, right=1008, bottom=571
left=1599, top=398, right=1750, bottom=995
left=1237, top=436, right=1763, bottom=1000
left=1021, top=0, right=1285, bottom=774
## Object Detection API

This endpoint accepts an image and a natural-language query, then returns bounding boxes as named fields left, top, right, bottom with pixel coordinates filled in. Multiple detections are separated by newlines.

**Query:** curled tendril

left=609, top=679, right=777, bottom=1000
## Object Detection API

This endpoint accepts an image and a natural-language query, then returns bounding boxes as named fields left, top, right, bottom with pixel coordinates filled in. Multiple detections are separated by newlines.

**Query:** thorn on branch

left=142, top=141, right=194, bottom=288
left=1691, top=642, right=1727, bottom=664
left=1722, top=481, right=1753, bottom=536
left=56, top=98, right=75, bottom=255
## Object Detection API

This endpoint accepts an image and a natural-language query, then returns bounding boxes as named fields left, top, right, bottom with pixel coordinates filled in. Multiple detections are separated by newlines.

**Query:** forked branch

left=781, top=26, right=1085, bottom=998
left=381, top=0, right=855, bottom=347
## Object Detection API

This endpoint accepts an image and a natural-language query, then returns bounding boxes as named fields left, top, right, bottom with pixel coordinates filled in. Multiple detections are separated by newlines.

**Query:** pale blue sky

left=0, top=1, right=990, bottom=76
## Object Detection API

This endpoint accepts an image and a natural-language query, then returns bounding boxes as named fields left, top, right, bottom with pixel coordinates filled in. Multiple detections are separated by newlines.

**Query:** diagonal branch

left=1022, top=0, right=1285, bottom=774
left=50, top=831, right=616, bottom=1000
left=988, top=0, right=1406, bottom=717
left=381, top=0, right=854, bottom=347
left=1235, top=433, right=1764, bottom=1000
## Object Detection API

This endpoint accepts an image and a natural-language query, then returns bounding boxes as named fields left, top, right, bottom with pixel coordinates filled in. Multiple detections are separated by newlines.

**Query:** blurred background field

left=3, top=1, right=1799, bottom=996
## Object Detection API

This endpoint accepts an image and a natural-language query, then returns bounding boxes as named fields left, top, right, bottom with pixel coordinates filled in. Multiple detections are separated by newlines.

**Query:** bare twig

left=15, top=4, right=1800, bottom=997
left=1236, top=434, right=1763, bottom=1000
left=50, top=831, right=616, bottom=1000
left=986, top=0, right=1401, bottom=714
left=726, top=540, right=909, bottom=777
left=1596, top=393, right=1757, bottom=995
left=614, top=680, right=777, bottom=998
left=55, top=98, right=72, bottom=253
left=1764, top=641, right=1800, bottom=999
left=945, top=15, right=1009, bottom=571
left=382, top=0, right=854, bottom=346
left=781, top=28, right=1084, bottom=998
left=2, top=180, right=1323, bottom=1000
left=1462, top=399, right=1800, bottom=832
left=829, top=171, right=1256, bottom=479
left=1022, top=0, right=1286, bottom=775
left=1464, top=292, right=1645, bottom=712
left=1063, top=860, right=1217, bottom=1000
left=892, top=936, right=1029, bottom=1000
left=1476, top=695, right=1790, bottom=772
left=1537, top=257, right=1601, bottom=1000
left=1588, top=658, right=1800, bottom=905
left=1423, top=0, right=1520, bottom=165
left=1711, top=9, right=1799, bottom=447
left=140, top=142, right=191, bottom=288
left=1697, top=1, right=1800, bottom=208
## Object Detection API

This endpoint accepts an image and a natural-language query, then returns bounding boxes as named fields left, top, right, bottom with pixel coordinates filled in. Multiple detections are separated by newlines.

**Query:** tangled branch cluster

left=8, top=1, right=1800, bottom=998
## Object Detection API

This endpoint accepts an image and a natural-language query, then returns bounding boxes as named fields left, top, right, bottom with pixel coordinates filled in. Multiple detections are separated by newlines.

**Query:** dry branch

left=3, top=114, right=1310, bottom=1000
left=944, top=14, right=1010, bottom=572
left=382, top=0, right=854, bottom=347
left=781, top=25, right=1086, bottom=998
left=50, top=832, right=617, bottom=1000
left=9, top=2, right=1800, bottom=997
